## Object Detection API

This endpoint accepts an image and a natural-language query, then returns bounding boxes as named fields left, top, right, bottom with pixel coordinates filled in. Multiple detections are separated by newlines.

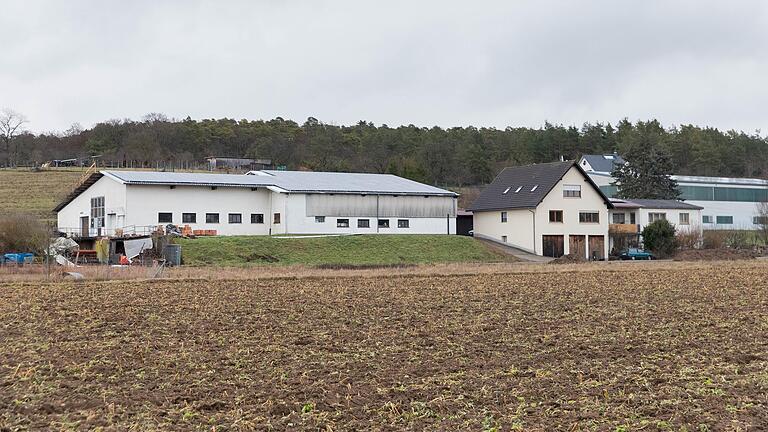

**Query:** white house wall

left=56, top=176, right=127, bottom=236
left=473, top=209, right=535, bottom=252
left=536, top=167, right=610, bottom=258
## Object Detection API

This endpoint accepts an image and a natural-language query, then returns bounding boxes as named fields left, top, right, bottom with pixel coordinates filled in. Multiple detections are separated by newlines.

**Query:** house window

left=337, top=218, right=350, bottom=228
left=679, top=213, right=690, bottom=225
left=251, top=213, right=264, bottom=224
left=358, top=219, right=370, bottom=228
left=579, top=212, right=599, bottom=223
left=716, top=215, right=733, bottom=225
left=158, top=212, right=173, bottom=223
left=206, top=213, right=219, bottom=224
left=612, top=213, right=626, bottom=224
left=228, top=213, right=242, bottom=224
left=754, top=216, right=768, bottom=225
left=702, top=215, right=713, bottom=224
left=273, top=213, right=281, bottom=224
left=398, top=219, right=410, bottom=228
left=501, top=211, right=508, bottom=223
left=649, top=213, right=666, bottom=223
left=182, top=213, right=196, bottom=223
left=378, top=219, right=390, bottom=228
left=501, top=235, right=507, bottom=243
left=563, top=184, right=581, bottom=198
left=315, top=216, right=325, bottom=223
left=549, top=210, right=563, bottom=223
left=90, top=196, right=105, bottom=228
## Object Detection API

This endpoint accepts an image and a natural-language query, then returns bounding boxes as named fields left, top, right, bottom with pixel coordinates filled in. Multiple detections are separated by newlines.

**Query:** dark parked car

left=619, top=248, right=655, bottom=260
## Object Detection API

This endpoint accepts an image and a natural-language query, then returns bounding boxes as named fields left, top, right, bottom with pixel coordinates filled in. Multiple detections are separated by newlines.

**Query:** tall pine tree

left=612, top=121, right=680, bottom=200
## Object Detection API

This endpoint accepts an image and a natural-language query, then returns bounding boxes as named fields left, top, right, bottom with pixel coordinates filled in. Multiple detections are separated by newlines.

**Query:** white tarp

left=124, top=238, right=154, bottom=261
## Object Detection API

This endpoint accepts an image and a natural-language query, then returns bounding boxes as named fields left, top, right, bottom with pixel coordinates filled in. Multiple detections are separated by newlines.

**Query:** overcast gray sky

left=1, top=0, right=767, bottom=134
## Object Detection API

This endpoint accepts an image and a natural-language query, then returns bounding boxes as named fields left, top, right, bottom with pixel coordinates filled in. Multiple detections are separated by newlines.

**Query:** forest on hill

left=2, top=113, right=767, bottom=187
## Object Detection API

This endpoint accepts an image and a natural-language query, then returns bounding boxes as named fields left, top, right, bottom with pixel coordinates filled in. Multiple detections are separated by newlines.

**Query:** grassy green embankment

left=176, top=234, right=511, bottom=266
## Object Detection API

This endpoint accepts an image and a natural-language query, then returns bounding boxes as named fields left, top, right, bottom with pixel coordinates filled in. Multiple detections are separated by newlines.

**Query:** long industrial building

left=580, top=154, right=768, bottom=229
left=55, top=170, right=458, bottom=237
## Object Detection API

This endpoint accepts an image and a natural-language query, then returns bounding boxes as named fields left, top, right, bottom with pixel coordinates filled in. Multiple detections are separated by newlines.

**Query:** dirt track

left=1, top=261, right=767, bottom=430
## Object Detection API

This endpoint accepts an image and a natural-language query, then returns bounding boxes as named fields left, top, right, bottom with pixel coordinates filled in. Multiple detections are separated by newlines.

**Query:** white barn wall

left=125, top=185, right=272, bottom=235
left=56, top=176, right=127, bottom=235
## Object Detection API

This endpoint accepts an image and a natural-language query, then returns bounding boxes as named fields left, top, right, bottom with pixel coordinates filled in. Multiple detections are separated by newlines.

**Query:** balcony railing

left=609, top=223, right=640, bottom=234
left=56, top=225, right=158, bottom=239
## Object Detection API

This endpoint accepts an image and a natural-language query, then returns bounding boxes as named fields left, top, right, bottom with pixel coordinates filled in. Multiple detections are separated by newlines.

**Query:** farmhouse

left=469, top=161, right=612, bottom=259
left=54, top=170, right=458, bottom=237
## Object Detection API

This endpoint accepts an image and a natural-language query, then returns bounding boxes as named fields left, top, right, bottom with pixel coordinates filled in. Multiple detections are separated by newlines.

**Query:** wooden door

left=588, top=235, right=605, bottom=260
left=569, top=235, right=586, bottom=258
left=542, top=235, right=564, bottom=258
left=80, top=216, right=89, bottom=237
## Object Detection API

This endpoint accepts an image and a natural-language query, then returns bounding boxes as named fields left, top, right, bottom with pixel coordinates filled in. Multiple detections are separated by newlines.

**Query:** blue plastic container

left=4, top=253, right=34, bottom=264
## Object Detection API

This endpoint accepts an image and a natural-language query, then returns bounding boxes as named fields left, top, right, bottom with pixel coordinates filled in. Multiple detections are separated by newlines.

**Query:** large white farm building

left=55, top=170, right=458, bottom=237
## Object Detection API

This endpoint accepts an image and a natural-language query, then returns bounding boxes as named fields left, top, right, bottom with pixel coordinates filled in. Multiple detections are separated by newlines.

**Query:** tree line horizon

left=2, top=112, right=767, bottom=187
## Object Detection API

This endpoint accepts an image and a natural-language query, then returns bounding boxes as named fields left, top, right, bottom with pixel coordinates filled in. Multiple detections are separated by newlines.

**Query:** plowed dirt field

left=2, top=261, right=767, bottom=430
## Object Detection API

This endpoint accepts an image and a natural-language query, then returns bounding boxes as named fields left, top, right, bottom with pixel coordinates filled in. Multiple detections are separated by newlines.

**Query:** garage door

left=589, top=235, right=605, bottom=260
left=569, top=235, right=586, bottom=259
left=542, top=235, right=564, bottom=258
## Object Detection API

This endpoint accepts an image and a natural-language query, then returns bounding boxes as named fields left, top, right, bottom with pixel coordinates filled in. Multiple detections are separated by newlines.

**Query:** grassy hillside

left=0, top=168, right=84, bottom=222
left=176, top=235, right=511, bottom=266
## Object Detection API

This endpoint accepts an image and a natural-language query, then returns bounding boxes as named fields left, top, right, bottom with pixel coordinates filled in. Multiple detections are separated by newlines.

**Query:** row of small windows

left=158, top=212, right=279, bottom=224
left=600, top=184, right=768, bottom=203
left=316, top=217, right=410, bottom=228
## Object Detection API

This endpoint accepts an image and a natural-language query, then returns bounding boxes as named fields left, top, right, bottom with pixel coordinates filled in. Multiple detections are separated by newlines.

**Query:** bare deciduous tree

left=757, top=201, right=768, bottom=246
left=0, top=108, right=29, bottom=165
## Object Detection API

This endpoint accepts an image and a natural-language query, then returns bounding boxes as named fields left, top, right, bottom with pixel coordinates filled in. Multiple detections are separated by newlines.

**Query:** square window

left=315, top=216, right=325, bottom=223
left=397, top=219, right=410, bottom=228
left=754, top=216, right=768, bottom=225
left=702, top=215, right=713, bottom=224
left=549, top=210, right=563, bottom=223
left=158, top=212, right=173, bottom=223
left=182, top=213, right=196, bottom=223
left=251, top=213, right=264, bottom=224
left=649, top=213, right=666, bottom=223
left=358, top=219, right=370, bottom=228
left=612, top=213, right=626, bottom=224
left=579, top=212, right=599, bottom=223
left=206, top=213, right=219, bottom=224
left=501, top=211, right=508, bottom=223
left=228, top=213, right=242, bottom=224
left=679, top=213, right=690, bottom=225
left=563, top=184, right=581, bottom=198
left=716, top=215, right=733, bottom=225
left=337, top=218, right=349, bottom=228
left=378, top=219, right=390, bottom=228
left=273, top=213, right=281, bottom=224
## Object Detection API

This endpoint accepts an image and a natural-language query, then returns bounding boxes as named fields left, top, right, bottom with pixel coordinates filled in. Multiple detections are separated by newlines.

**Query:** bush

left=675, top=229, right=702, bottom=250
left=0, top=214, right=50, bottom=254
left=642, top=219, right=678, bottom=258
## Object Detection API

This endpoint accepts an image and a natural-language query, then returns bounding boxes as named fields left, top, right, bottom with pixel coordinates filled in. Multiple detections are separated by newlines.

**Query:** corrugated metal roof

left=468, top=161, right=612, bottom=211
left=251, top=170, right=456, bottom=196
left=103, top=170, right=455, bottom=196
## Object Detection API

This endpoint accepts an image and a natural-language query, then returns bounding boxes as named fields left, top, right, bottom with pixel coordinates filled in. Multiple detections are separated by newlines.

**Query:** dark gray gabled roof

left=611, top=198, right=704, bottom=210
left=468, top=161, right=612, bottom=212
left=581, top=154, right=625, bottom=173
